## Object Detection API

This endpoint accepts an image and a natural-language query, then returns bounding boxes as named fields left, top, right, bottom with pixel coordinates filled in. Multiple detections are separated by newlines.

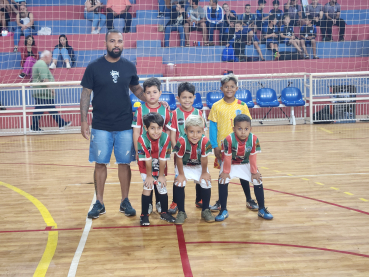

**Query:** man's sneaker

left=246, top=199, right=259, bottom=210
left=258, top=207, right=273, bottom=220
left=120, top=198, right=136, bottom=216
left=210, top=200, right=221, bottom=211
left=160, top=212, right=176, bottom=223
left=59, top=121, right=72, bottom=129
left=168, top=202, right=178, bottom=214
left=19, top=73, right=26, bottom=78
left=140, top=214, right=150, bottom=226
left=215, top=210, right=229, bottom=222
left=148, top=203, right=153, bottom=215
left=29, top=127, right=43, bottom=132
left=195, top=200, right=203, bottom=208
left=175, top=211, right=187, bottom=225
left=201, top=209, right=215, bottom=222
left=88, top=200, right=105, bottom=219
left=156, top=202, right=161, bottom=213
left=157, top=12, right=164, bottom=18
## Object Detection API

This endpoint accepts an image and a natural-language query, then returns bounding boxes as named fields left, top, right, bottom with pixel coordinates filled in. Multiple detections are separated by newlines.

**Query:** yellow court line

left=301, top=178, right=309, bottom=181
left=360, top=198, right=368, bottom=202
left=286, top=174, right=293, bottom=176
left=261, top=167, right=269, bottom=169
left=344, top=192, right=354, bottom=196
left=0, top=181, right=58, bottom=277
left=330, top=187, right=339, bottom=190
left=319, top=128, right=333, bottom=134
left=273, top=170, right=281, bottom=173
left=315, top=182, right=325, bottom=185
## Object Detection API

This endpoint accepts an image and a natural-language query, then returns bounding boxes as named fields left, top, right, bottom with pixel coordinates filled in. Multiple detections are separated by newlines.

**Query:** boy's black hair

left=212, top=0, right=218, bottom=5
left=143, top=77, right=161, bottom=92
left=272, top=0, right=279, bottom=5
left=258, top=0, right=266, bottom=5
left=245, top=3, right=251, bottom=7
left=192, top=0, right=198, bottom=5
left=106, top=29, right=121, bottom=41
left=178, top=82, right=196, bottom=97
left=234, top=114, right=252, bottom=126
left=235, top=20, right=243, bottom=26
left=307, top=15, right=314, bottom=21
left=269, top=14, right=276, bottom=22
left=143, top=112, right=165, bottom=128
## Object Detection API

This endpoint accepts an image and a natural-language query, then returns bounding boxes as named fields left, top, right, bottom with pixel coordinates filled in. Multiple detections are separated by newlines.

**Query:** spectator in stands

left=306, top=0, right=324, bottom=40
left=255, top=0, right=269, bottom=31
left=262, top=15, right=280, bottom=60
left=0, top=0, right=11, bottom=32
left=10, top=0, right=25, bottom=14
left=322, top=0, right=345, bottom=41
left=164, top=2, right=185, bottom=47
left=240, top=4, right=256, bottom=32
left=280, top=15, right=303, bottom=56
left=49, top=35, right=76, bottom=69
left=184, top=0, right=207, bottom=47
left=157, top=0, right=166, bottom=18
left=283, top=0, right=302, bottom=26
left=30, top=50, right=71, bottom=132
left=300, top=15, right=319, bottom=59
left=221, top=3, right=236, bottom=45
left=19, top=35, right=38, bottom=79
left=106, top=0, right=132, bottom=33
left=84, top=0, right=106, bottom=34
left=205, top=0, right=223, bottom=46
left=221, top=19, right=235, bottom=45
left=13, top=4, right=35, bottom=52
left=270, top=0, right=283, bottom=27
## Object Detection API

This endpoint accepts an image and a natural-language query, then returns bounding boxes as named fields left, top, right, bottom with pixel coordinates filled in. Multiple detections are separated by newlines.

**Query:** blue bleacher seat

left=235, top=90, right=254, bottom=108
left=256, top=88, right=279, bottom=107
left=160, top=93, right=177, bottom=111
left=193, top=93, right=203, bottom=110
left=130, top=94, right=145, bottom=112
left=281, top=87, right=305, bottom=107
left=206, top=91, right=224, bottom=109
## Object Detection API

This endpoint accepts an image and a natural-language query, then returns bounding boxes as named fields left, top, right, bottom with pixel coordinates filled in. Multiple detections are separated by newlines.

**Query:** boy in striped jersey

left=216, top=114, right=273, bottom=221
left=168, top=82, right=207, bottom=214
left=173, top=115, right=215, bottom=224
left=132, top=77, right=173, bottom=215
left=138, top=113, right=176, bottom=226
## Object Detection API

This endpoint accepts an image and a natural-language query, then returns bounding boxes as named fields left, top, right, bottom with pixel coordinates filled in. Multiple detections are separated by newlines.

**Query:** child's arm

left=157, top=160, right=167, bottom=189
left=175, top=157, right=187, bottom=187
left=249, top=154, right=262, bottom=183
left=144, top=160, right=155, bottom=189
left=200, top=156, right=211, bottom=187
left=209, top=120, right=221, bottom=161
left=133, top=127, right=140, bottom=159
left=170, top=130, right=177, bottom=150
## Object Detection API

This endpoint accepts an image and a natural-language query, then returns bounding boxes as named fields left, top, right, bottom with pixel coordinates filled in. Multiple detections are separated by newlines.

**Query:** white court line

left=67, top=194, right=96, bottom=277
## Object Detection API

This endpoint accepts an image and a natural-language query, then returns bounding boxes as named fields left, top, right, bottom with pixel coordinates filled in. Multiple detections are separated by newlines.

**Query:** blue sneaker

left=87, top=200, right=106, bottom=219
left=258, top=207, right=273, bottom=220
left=120, top=198, right=136, bottom=216
left=215, top=210, right=229, bottom=222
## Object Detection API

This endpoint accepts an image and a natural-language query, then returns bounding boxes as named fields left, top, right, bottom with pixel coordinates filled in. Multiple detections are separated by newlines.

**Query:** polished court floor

left=1, top=123, right=369, bottom=276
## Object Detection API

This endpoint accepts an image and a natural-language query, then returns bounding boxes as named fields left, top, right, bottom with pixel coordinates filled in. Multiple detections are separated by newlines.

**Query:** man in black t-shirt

left=80, top=29, right=146, bottom=219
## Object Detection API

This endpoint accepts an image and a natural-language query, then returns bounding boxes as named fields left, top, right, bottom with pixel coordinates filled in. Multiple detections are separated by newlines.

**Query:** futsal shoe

left=258, top=207, right=273, bottom=220
left=120, top=198, right=136, bottom=216
left=210, top=200, right=221, bottom=211
left=215, top=210, right=229, bottom=222
left=148, top=203, right=153, bottom=215
left=160, top=212, right=176, bottom=223
left=201, top=209, right=216, bottom=222
left=140, top=214, right=150, bottom=226
left=88, top=200, right=106, bottom=219
left=168, top=202, right=178, bottom=214
left=246, top=199, right=259, bottom=210
left=195, top=200, right=203, bottom=208
left=156, top=202, right=162, bottom=213
left=175, top=211, right=187, bottom=225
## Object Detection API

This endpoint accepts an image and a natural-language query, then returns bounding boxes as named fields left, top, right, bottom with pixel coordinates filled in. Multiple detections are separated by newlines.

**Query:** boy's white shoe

left=66, top=62, right=71, bottom=69
left=49, top=63, right=56, bottom=69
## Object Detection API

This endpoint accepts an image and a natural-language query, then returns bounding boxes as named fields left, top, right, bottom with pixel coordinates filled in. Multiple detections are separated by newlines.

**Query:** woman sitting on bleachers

left=164, top=2, right=185, bottom=47
left=84, top=0, right=106, bottom=34
left=49, top=35, right=76, bottom=69
left=19, top=34, right=38, bottom=79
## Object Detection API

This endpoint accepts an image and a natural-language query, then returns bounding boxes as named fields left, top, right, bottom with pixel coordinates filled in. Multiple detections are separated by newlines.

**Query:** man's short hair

left=234, top=114, right=252, bottom=126
left=105, top=29, right=122, bottom=41
left=143, top=112, right=165, bottom=128
left=143, top=77, right=161, bottom=92
left=192, top=0, right=198, bottom=5
left=40, top=50, right=51, bottom=58
left=235, top=20, right=243, bottom=26
left=272, top=0, right=280, bottom=5
left=245, top=4, right=251, bottom=7
left=258, top=0, right=266, bottom=5
left=307, top=15, right=314, bottom=21
left=221, top=74, right=238, bottom=86
left=211, top=0, right=218, bottom=5
left=178, top=82, right=195, bottom=97
left=185, top=115, right=205, bottom=129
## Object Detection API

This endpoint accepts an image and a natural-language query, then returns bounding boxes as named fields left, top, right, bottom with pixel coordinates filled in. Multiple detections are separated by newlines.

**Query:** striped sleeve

left=250, top=134, right=261, bottom=155
left=168, top=110, right=178, bottom=131
left=174, top=137, right=186, bottom=158
left=131, top=107, right=142, bottom=128
left=137, top=137, right=152, bottom=161
left=165, top=108, right=175, bottom=131
left=222, top=136, right=233, bottom=156
left=201, top=136, right=212, bottom=157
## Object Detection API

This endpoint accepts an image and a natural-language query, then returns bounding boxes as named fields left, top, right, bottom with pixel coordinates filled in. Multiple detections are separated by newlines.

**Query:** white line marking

left=67, top=194, right=96, bottom=277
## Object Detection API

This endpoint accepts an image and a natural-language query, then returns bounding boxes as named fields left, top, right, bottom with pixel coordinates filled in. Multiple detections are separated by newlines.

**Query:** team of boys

left=87, top=74, right=274, bottom=225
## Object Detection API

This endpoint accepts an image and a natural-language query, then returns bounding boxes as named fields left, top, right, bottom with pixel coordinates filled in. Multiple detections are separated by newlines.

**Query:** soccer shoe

left=140, top=214, right=150, bottom=226
left=195, top=200, right=203, bottom=208
left=215, top=210, right=229, bottom=222
left=246, top=199, right=259, bottom=210
left=148, top=203, right=153, bottom=215
left=210, top=200, right=221, bottom=211
left=156, top=201, right=161, bottom=213
left=120, top=198, right=136, bottom=216
left=168, top=202, right=178, bottom=214
left=258, top=207, right=273, bottom=220
left=175, top=211, right=187, bottom=225
left=88, top=200, right=106, bottom=219
left=201, top=209, right=215, bottom=222
left=160, top=212, right=176, bottom=223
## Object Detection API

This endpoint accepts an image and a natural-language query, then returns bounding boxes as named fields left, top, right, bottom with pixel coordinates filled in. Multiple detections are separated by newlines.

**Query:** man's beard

left=107, top=48, right=122, bottom=58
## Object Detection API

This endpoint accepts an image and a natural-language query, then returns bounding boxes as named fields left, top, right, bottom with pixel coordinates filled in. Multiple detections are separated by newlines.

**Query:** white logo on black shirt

left=110, top=70, right=120, bottom=83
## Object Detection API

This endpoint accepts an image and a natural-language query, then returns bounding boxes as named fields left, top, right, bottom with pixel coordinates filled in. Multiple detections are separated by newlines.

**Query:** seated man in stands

left=49, top=35, right=76, bottom=69
left=164, top=2, right=185, bottom=47
left=300, top=15, right=319, bottom=59
left=283, top=0, right=302, bottom=26
left=255, top=0, right=269, bottom=31
left=306, top=0, right=324, bottom=40
left=0, top=0, right=11, bottom=33
left=221, top=3, right=236, bottom=45
left=221, top=18, right=235, bottom=45
left=184, top=0, right=207, bottom=46
left=13, top=4, right=35, bottom=52
left=280, top=15, right=303, bottom=56
left=10, top=0, right=25, bottom=14
left=240, top=4, right=256, bottom=32
left=205, top=0, right=223, bottom=46
left=322, top=0, right=345, bottom=41
left=262, top=15, right=280, bottom=60
left=106, top=0, right=132, bottom=33
left=269, top=0, right=283, bottom=27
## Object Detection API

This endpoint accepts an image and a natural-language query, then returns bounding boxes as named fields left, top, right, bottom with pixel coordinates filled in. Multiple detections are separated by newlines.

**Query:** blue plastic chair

left=236, top=89, right=255, bottom=108
left=130, top=94, right=145, bottom=112
left=256, top=88, right=280, bottom=124
left=159, top=93, right=177, bottom=111
left=193, top=93, right=203, bottom=110
left=281, top=87, right=305, bottom=125
left=206, top=91, right=224, bottom=109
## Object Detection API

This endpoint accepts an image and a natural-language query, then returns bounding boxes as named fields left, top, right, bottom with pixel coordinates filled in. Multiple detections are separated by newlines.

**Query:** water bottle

left=193, top=22, right=196, bottom=28
left=198, top=41, right=200, bottom=46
